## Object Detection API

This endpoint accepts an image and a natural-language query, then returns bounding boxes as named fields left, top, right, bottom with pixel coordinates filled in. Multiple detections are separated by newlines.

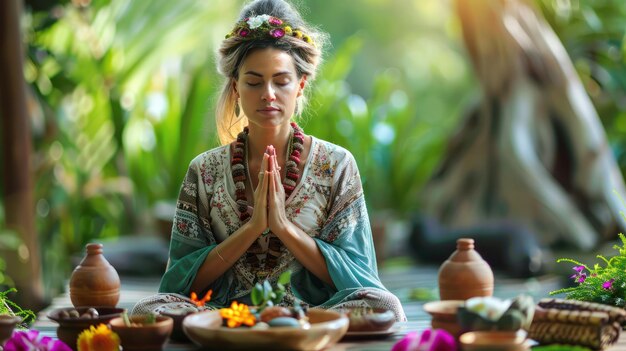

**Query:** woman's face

left=234, top=48, right=306, bottom=130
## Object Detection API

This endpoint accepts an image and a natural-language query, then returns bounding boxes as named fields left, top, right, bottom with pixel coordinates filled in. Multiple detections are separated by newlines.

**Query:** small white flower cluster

left=247, top=14, right=271, bottom=29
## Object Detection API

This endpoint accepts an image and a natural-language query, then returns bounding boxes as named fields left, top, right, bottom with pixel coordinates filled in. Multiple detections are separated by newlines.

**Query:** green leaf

left=263, top=281, right=272, bottom=300
left=251, top=283, right=263, bottom=306
left=277, top=270, right=291, bottom=285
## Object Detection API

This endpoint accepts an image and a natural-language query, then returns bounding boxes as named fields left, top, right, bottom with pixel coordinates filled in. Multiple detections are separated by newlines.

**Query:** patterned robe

left=136, top=137, right=405, bottom=320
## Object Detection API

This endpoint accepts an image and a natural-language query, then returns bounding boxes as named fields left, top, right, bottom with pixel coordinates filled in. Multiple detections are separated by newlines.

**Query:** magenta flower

left=4, top=330, right=71, bottom=351
left=239, top=29, right=249, bottom=37
left=576, top=273, right=587, bottom=283
left=391, top=329, right=457, bottom=351
left=269, top=28, right=285, bottom=38
left=573, top=266, right=585, bottom=273
left=603, top=278, right=615, bottom=290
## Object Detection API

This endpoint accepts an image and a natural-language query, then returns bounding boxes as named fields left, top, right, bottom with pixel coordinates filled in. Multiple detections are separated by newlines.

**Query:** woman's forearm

left=189, top=222, right=260, bottom=293
left=276, top=222, right=335, bottom=288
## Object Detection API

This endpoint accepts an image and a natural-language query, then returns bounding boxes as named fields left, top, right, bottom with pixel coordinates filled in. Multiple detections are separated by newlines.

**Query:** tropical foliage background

left=2, top=0, right=626, bottom=299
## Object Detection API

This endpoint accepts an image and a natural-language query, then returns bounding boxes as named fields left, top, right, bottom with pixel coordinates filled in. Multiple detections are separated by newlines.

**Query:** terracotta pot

left=109, top=315, right=173, bottom=351
left=438, top=238, right=494, bottom=300
left=0, top=315, right=21, bottom=345
left=69, top=243, right=121, bottom=307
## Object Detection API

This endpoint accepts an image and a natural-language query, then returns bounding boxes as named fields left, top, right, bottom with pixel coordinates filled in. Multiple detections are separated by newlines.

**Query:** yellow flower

left=294, top=30, right=303, bottom=39
left=219, top=301, right=256, bottom=328
left=284, top=26, right=292, bottom=35
left=77, top=324, right=120, bottom=351
left=77, top=329, right=92, bottom=351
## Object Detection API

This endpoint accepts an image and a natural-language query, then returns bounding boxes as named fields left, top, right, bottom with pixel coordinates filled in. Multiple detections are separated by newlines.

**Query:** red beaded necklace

left=231, top=122, right=305, bottom=222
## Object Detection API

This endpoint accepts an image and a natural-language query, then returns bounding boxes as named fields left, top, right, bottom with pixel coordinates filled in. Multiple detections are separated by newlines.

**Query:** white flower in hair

left=247, top=14, right=271, bottom=29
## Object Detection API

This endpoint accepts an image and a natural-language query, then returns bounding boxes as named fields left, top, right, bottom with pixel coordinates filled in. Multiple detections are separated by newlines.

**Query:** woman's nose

left=262, top=84, right=276, bottom=102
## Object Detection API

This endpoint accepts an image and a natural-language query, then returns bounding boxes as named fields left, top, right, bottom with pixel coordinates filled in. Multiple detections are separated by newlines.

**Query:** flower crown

left=225, top=14, right=314, bottom=46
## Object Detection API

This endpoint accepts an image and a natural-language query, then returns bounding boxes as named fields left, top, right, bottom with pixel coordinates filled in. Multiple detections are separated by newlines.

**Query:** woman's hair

left=215, top=0, right=328, bottom=145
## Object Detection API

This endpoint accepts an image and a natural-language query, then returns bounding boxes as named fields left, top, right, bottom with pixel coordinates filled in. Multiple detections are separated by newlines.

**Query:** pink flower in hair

left=269, top=28, right=285, bottom=38
left=268, top=17, right=283, bottom=26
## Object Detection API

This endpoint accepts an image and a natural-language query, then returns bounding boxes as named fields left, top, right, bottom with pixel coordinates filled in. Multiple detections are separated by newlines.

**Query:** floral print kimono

left=133, top=137, right=406, bottom=321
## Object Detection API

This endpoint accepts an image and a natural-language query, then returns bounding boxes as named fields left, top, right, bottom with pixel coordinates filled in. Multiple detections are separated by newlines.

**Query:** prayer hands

left=252, top=145, right=290, bottom=237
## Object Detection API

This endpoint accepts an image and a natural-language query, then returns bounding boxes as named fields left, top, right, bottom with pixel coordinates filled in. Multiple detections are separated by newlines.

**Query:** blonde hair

left=215, top=0, right=328, bottom=145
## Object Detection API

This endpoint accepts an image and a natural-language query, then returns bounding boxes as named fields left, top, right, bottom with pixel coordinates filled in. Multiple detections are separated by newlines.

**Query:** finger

left=260, top=152, right=269, bottom=173
left=273, top=153, right=280, bottom=172
left=268, top=154, right=274, bottom=172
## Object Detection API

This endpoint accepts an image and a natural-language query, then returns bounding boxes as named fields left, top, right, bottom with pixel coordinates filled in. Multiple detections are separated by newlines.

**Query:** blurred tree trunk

left=420, top=0, right=626, bottom=250
left=0, top=0, right=45, bottom=309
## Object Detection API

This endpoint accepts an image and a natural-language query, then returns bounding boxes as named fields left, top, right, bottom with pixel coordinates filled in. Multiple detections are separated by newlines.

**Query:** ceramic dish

left=343, top=307, right=395, bottom=332
left=459, top=330, right=529, bottom=351
left=423, top=300, right=464, bottom=336
left=183, top=308, right=349, bottom=351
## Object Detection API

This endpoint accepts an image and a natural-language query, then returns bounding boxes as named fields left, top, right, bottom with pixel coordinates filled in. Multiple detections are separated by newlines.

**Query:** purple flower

left=573, top=266, right=585, bottom=273
left=576, top=273, right=587, bottom=283
left=4, top=330, right=71, bottom=351
left=268, top=17, right=283, bottom=26
left=269, top=28, right=285, bottom=38
left=603, top=278, right=615, bottom=290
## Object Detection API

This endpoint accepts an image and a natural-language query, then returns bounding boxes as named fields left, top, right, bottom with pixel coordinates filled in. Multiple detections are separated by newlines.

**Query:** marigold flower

left=219, top=301, right=256, bottom=328
left=77, top=324, right=120, bottom=351
left=190, top=290, right=212, bottom=307
left=284, top=26, right=292, bottom=34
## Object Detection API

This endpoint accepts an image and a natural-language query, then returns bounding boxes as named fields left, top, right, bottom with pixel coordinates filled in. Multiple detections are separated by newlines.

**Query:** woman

left=133, top=0, right=406, bottom=321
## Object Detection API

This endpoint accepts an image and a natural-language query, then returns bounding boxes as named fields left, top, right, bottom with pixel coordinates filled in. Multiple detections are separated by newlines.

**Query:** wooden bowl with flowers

left=182, top=272, right=349, bottom=350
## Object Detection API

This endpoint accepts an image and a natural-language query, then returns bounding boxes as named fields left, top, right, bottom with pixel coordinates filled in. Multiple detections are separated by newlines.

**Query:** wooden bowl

left=47, top=306, right=125, bottom=350
left=459, top=330, right=528, bottom=351
left=0, top=315, right=21, bottom=345
left=183, top=308, right=349, bottom=350
left=109, top=315, right=173, bottom=351
left=423, top=300, right=464, bottom=336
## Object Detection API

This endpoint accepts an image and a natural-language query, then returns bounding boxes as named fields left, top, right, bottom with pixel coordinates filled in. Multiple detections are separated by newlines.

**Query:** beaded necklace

left=231, top=122, right=305, bottom=222
left=231, top=122, right=304, bottom=272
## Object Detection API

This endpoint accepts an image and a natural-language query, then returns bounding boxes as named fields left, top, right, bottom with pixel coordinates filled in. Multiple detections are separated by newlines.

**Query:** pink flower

left=391, top=329, right=457, bottom=351
left=5, top=330, right=71, bottom=351
left=269, top=28, right=285, bottom=38
left=573, top=266, right=585, bottom=273
left=603, top=278, right=615, bottom=290
left=576, top=273, right=587, bottom=283
left=268, top=17, right=283, bottom=26
left=239, top=29, right=249, bottom=37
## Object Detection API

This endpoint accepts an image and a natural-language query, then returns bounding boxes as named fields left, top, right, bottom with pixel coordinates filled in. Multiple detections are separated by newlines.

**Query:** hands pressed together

left=248, top=145, right=292, bottom=237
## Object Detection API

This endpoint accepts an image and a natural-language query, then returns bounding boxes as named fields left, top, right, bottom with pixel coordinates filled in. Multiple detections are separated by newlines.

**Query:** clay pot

left=438, top=238, right=494, bottom=300
left=0, top=315, right=21, bottom=345
left=69, top=243, right=120, bottom=307
left=110, top=315, right=173, bottom=351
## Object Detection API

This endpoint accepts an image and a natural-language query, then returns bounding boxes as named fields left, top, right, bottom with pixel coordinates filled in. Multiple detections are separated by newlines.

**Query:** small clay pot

left=459, top=330, right=529, bottom=351
left=0, top=315, right=21, bottom=345
left=159, top=309, right=197, bottom=342
left=423, top=300, right=464, bottom=337
left=69, top=243, right=120, bottom=308
left=109, top=315, right=173, bottom=351
left=438, top=238, right=494, bottom=300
